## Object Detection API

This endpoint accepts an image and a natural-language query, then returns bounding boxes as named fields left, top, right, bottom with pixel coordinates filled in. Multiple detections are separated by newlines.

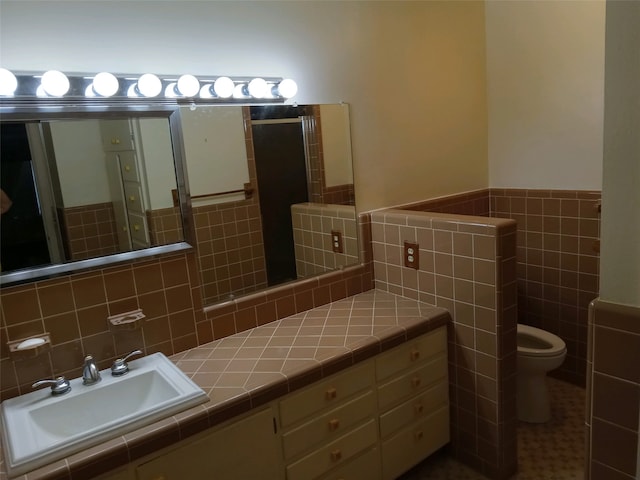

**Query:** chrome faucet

left=82, top=355, right=101, bottom=385
left=111, top=349, right=143, bottom=376
left=32, top=377, right=71, bottom=396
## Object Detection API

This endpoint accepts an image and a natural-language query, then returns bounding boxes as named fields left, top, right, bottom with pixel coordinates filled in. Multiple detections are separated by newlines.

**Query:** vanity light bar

left=0, top=69, right=298, bottom=102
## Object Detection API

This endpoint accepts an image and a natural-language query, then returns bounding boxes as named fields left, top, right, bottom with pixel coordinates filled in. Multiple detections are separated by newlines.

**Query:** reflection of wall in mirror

left=291, top=203, right=359, bottom=279
left=49, top=119, right=181, bottom=259
left=308, top=105, right=355, bottom=206
left=180, top=106, right=249, bottom=206
left=184, top=106, right=267, bottom=304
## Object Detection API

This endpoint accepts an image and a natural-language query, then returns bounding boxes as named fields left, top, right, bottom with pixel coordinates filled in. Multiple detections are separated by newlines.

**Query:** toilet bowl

left=516, top=324, right=567, bottom=423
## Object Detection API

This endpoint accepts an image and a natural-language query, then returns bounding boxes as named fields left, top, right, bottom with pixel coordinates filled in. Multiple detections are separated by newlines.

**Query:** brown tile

left=138, top=290, right=168, bottom=320
left=72, top=275, right=106, bottom=309
left=592, top=373, right=639, bottom=430
left=133, top=263, right=164, bottom=294
left=591, top=460, right=636, bottom=480
left=143, top=316, right=172, bottom=345
left=473, top=235, right=495, bottom=260
left=38, top=282, right=74, bottom=317
left=591, top=418, right=638, bottom=476
left=593, top=326, right=640, bottom=383
left=1, top=287, right=41, bottom=325
left=43, top=311, right=79, bottom=344
left=169, top=309, right=196, bottom=338
left=104, top=269, right=136, bottom=301
left=165, top=285, right=193, bottom=314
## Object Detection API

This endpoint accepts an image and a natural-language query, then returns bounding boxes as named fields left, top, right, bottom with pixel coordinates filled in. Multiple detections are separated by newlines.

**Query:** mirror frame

left=0, top=100, right=196, bottom=286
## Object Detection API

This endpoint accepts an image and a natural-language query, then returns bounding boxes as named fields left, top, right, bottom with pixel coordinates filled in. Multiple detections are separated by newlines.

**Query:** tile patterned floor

left=399, top=377, right=585, bottom=480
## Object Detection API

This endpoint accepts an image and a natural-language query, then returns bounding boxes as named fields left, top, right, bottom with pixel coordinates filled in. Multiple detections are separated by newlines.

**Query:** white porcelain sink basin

left=1, top=352, right=209, bottom=476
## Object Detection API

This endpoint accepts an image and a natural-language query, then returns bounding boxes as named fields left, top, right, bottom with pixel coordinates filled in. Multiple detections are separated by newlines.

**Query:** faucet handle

left=111, top=349, right=143, bottom=376
left=32, top=376, right=71, bottom=396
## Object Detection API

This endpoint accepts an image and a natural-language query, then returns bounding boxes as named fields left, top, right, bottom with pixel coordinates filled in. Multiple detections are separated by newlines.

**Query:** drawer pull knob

left=414, top=403, right=424, bottom=415
left=414, top=430, right=424, bottom=441
left=326, top=387, right=337, bottom=400
left=331, top=449, right=342, bottom=462
left=125, top=165, right=131, bottom=172
left=410, top=349, right=420, bottom=361
left=129, top=195, right=136, bottom=202
left=328, top=418, right=340, bottom=431
left=411, top=376, right=421, bottom=388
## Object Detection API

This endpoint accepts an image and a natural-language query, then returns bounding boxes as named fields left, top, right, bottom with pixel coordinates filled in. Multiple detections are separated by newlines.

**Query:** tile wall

left=60, top=203, right=119, bottom=260
left=192, top=200, right=267, bottom=304
left=491, top=189, right=601, bottom=386
left=586, top=300, right=640, bottom=480
left=404, top=188, right=601, bottom=387
left=371, top=209, right=518, bottom=480
left=291, top=202, right=359, bottom=279
left=147, top=206, right=185, bottom=246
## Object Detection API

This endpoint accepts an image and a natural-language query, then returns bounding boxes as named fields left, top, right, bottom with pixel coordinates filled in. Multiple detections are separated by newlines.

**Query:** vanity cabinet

left=279, top=361, right=378, bottom=480
left=375, top=327, right=449, bottom=480
left=94, top=327, right=448, bottom=480
left=134, top=407, right=279, bottom=480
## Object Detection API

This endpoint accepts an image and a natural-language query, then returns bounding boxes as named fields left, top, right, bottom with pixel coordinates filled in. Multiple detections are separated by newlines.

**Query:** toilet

left=516, top=324, right=567, bottom=423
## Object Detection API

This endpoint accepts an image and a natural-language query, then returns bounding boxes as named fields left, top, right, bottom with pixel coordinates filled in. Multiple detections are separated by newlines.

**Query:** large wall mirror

left=181, top=103, right=358, bottom=305
left=0, top=107, right=192, bottom=285
left=0, top=102, right=359, bottom=307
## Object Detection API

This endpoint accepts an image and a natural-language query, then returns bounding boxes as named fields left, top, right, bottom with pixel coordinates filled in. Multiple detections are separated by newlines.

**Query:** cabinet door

left=100, top=119, right=134, bottom=151
left=135, top=408, right=280, bottom=480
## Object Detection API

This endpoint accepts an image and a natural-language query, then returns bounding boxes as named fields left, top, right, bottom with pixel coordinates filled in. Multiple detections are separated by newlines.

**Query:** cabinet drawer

left=376, top=327, right=446, bottom=381
left=377, top=353, right=447, bottom=410
left=286, top=419, right=377, bottom=480
left=280, top=361, right=374, bottom=428
left=124, top=183, right=145, bottom=214
left=119, top=152, right=141, bottom=183
left=381, top=406, right=449, bottom=480
left=283, top=391, right=376, bottom=460
left=127, top=211, right=149, bottom=246
left=318, top=447, right=381, bottom=480
left=379, top=380, right=448, bottom=438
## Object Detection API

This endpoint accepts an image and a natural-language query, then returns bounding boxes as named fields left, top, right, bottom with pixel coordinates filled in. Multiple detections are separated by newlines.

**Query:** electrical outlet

left=331, top=230, right=343, bottom=253
left=404, top=241, right=419, bottom=269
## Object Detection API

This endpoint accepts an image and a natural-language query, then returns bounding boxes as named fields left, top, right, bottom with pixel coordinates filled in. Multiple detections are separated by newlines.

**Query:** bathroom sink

left=0, top=352, right=209, bottom=476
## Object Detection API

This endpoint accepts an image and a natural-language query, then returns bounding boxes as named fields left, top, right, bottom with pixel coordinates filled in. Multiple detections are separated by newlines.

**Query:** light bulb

left=177, top=74, right=199, bottom=97
left=277, top=79, right=298, bottom=99
left=0, top=68, right=18, bottom=96
left=41, top=70, right=70, bottom=97
left=248, top=78, right=268, bottom=98
left=199, top=83, right=214, bottom=98
left=164, top=82, right=179, bottom=98
left=213, top=76, right=234, bottom=98
left=136, top=73, right=162, bottom=97
left=92, top=72, right=119, bottom=97
left=233, top=84, right=248, bottom=99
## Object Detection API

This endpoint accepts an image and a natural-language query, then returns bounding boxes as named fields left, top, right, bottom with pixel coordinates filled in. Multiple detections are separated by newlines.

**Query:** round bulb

left=213, top=76, right=234, bottom=98
left=164, top=82, right=179, bottom=98
left=248, top=78, right=268, bottom=98
left=278, top=79, right=298, bottom=99
left=137, top=73, right=162, bottom=97
left=233, top=84, right=248, bottom=99
left=0, top=68, right=18, bottom=96
left=177, top=74, right=199, bottom=97
left=199, top=83, right=214, bottom=98
left=92, top=72, right=119, bottom=97
left=41, top=70, right=70, bottom=97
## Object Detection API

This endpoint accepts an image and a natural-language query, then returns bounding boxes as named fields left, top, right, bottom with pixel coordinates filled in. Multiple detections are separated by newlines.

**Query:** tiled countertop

left=0, top=290, right=450, bottom=480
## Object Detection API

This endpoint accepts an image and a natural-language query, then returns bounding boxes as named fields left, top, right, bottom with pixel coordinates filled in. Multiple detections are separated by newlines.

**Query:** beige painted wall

left=0, top=0, right=488, bottom=213
left=600, top=0, right=640, bottom=307
left=485, top=0, right=605, bottom=190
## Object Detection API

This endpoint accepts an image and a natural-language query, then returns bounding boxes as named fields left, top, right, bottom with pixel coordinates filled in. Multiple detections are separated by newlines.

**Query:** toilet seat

left=517, top=324, right=566, bottom=357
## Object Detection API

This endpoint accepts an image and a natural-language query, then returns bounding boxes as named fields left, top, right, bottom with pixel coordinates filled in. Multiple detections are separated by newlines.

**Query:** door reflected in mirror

left=179, top=104, right=357, bottom=305
left=0, top=114, right=185, bottom=278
